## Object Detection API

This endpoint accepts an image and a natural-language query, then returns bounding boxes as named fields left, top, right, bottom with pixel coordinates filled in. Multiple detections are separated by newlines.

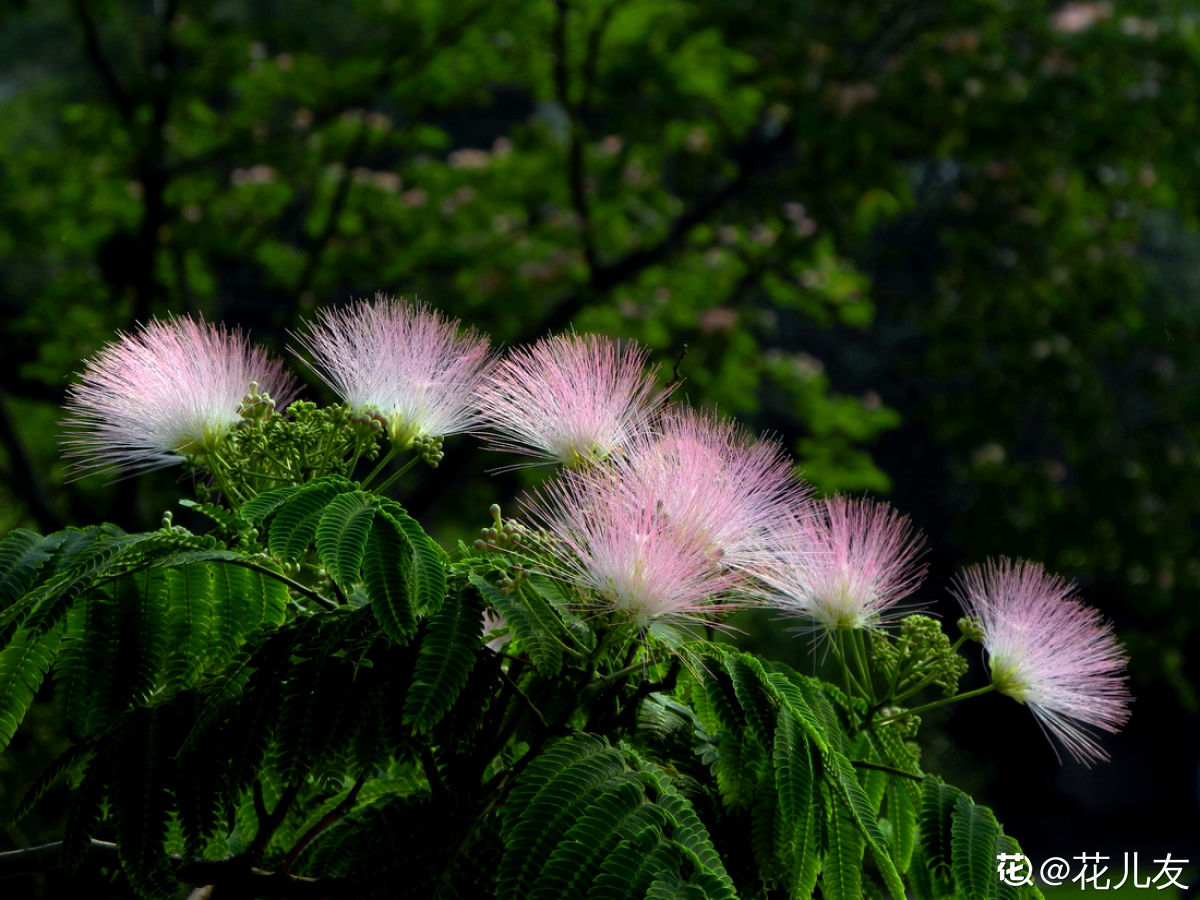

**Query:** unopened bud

left=957, top=616, right=986, bottom=643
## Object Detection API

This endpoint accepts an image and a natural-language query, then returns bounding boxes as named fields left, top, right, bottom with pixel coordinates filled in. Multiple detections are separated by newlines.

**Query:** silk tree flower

left=953, top=558, right=1130, bottom=765
left=521, top=464, right=744, bottom=628
left=765, top=495, right=926, bottom=631
left=293, top=296, right=493, bottom=447
left=472, top=332, right=668, bottom=467
left=61, top=316, right=297, bottom=477
left=608, top=406, right=813, bottom=585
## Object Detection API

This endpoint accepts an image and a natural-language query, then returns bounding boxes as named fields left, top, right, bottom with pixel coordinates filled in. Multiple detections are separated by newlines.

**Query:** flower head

left=293, top=296, right=492, bottom=446
left=521, top=464, right=743, bottom=629
left=608, top=406, right=811, bottom=583
left=61, top=316, right=297, bottom=477
left=473, top=332, right=667, bottom=467
left=953, top=558, right=1130, bottom=765
left=766, top=495, right=926, bottom=631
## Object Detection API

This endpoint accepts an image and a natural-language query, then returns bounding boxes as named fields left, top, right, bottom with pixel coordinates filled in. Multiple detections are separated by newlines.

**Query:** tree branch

left=69, top=0, right=135, bottom=122
left=553, top=0, right=598, bottom=275
left=0, top=839, right=347, bottom=897
left=279, top=776, right=366, bottom=875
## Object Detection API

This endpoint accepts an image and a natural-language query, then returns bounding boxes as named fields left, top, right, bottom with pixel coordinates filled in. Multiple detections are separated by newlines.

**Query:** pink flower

left=765, top=496, right=926, bottom=630
left=473, top=332, right=668, bottom=467
left=292, top=296, right=492, bottom=446
left=953, top=558, right=1130, bottom=765
left=608, top=406, right=812, bottom=584
left=61, top=316, right=297, bottom=477
left=521, top=465, right=743, bottom=628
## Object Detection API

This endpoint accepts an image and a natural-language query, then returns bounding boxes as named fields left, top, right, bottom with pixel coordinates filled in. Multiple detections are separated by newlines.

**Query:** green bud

left=957, top=616, right=986, bottom=643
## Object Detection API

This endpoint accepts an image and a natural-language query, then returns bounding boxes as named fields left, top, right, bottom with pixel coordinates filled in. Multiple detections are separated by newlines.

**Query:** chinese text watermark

left=996, top=852, right=1190, bottom=890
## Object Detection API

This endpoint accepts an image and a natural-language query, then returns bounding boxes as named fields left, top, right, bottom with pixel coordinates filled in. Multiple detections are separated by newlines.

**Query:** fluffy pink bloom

left=522, top=465, right=744, bottom=628
left=61, top=316, right=297, bottom=477
left=473, top=332, right=668, bottom=467
left=293, top=296, right=492, bottom=446
left=608, top=406, right=812, bottom=584
left=765, top=495, right=926, bottom=630
left=953, top=558, right=1130, bottom=765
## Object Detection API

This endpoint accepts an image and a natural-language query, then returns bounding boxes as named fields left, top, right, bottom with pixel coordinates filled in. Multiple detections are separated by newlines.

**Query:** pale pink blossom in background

left=61, top=316, right=296, bottom=477
left=609, top=406, right=813, bottom=587
left=473, top=332, right=668, bottom=467
left=954, top=558, right=1130, bottom=765
left=292, top=296, right=492, bottom=446
left=521, top=464, right=744, bottom=628
left=766, top=495, right=926, bottom=630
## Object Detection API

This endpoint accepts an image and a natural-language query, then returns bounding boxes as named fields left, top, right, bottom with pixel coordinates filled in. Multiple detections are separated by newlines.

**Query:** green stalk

left=371, top=455, right=420, bottom=495
left=873, top=682, right=999, bottom=727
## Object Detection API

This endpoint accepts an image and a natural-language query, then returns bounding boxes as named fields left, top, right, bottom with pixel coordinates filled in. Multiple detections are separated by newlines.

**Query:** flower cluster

left=61, top=297, right=1132, bottom=764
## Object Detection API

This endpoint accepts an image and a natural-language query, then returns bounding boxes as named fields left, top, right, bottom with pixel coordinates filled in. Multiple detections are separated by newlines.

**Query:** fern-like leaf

left=919, top=776, right=960, bottom=892
left=951, top=792, right=1000, bottom=900
left=774, top=707, right=822, bottom=897
left=0, top=622, right=65, bottom=751
left=0, top=529, right=55, bottom=610
left=377, top=499, right=447, bottom=618
left=469, top=571, right=562, bottom=676
left=403, top=589, right=485, bottom=732
left=500, top=738, right=631, bottom=900
left=316, top=490, right=377, bottom=591
left=267, top=476, right=355, bottom=561
left=364, top=510, right=418, bottom=643
left=822, top=805, right=865, bottom=900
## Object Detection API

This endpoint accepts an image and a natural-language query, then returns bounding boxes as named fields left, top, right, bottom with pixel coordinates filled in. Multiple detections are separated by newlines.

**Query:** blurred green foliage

left=1, top=0, right=1199, bottom=877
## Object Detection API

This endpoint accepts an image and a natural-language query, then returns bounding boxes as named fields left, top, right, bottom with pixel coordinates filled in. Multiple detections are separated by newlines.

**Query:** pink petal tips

left=521, top=464, right=744, bottom=629
left=765, top=495, right=926, bottom=631
left=606, top=406, right=812, bottom=583
left=292, top=296, right=493, bottom=446
left=953, top=558, right=1131, bottom=765
left=60, top=316, right=297, bottom=477
left=472, top=332, right=668, bottom=467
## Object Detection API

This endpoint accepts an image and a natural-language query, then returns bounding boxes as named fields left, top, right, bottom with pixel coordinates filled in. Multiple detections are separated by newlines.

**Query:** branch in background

left=293, top=122, right=373, bottom=302
left=69, top=0, right=135, bottom=123
left=0, top=839, right=347, bottom=898
left=536, top=123, right=793, bottom=337
left=246, top=779, right=304, bottom=863
left=280, top=776, right=366, bottom=875
left=553, top=0, right=598, bottom=275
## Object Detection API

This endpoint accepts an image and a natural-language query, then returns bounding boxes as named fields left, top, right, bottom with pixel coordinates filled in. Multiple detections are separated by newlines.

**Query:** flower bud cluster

left=871, top=615, right=968, bottom=699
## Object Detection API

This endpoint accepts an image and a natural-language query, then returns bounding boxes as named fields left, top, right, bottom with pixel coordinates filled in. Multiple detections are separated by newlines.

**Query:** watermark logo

left=996, top=852, right=1190, bottom=890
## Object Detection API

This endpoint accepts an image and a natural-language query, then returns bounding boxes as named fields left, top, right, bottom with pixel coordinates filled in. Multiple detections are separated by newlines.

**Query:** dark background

left=1, top=0, right=1197, bottom=889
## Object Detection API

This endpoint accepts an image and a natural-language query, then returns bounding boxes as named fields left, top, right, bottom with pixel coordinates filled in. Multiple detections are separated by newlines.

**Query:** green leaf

left=822, top=805, right=865, bottom=900
left=403, top=589, right=485, bottom=732
left=829, top=751, right=905, bottom=899
left=774, top=708, right=822, bottom=896
left=884, top=776, right=917, bottom=873
left=162, top=564, right=215, bottom=691
left=268, top=477, right=356, bottom=561
left=377, top=500, right=447, bottom=618
left=499, top=735, right=630, bottom=900
left=470, top=571, right=561, bottom=676
left=0, top=529, right=54, bottom=610
left=951, top=792, right=1000, bottom=900
left=919, top=776, right=960, bottom=891
left=239, top=483, right=304, bottom=524
left=0, top=623, right=64, bottom=751
left=316, top=490, right=377, bottom=591
left=364, top=510, right=417, bottom=643
left=112, top=708, right=176, bottom=899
